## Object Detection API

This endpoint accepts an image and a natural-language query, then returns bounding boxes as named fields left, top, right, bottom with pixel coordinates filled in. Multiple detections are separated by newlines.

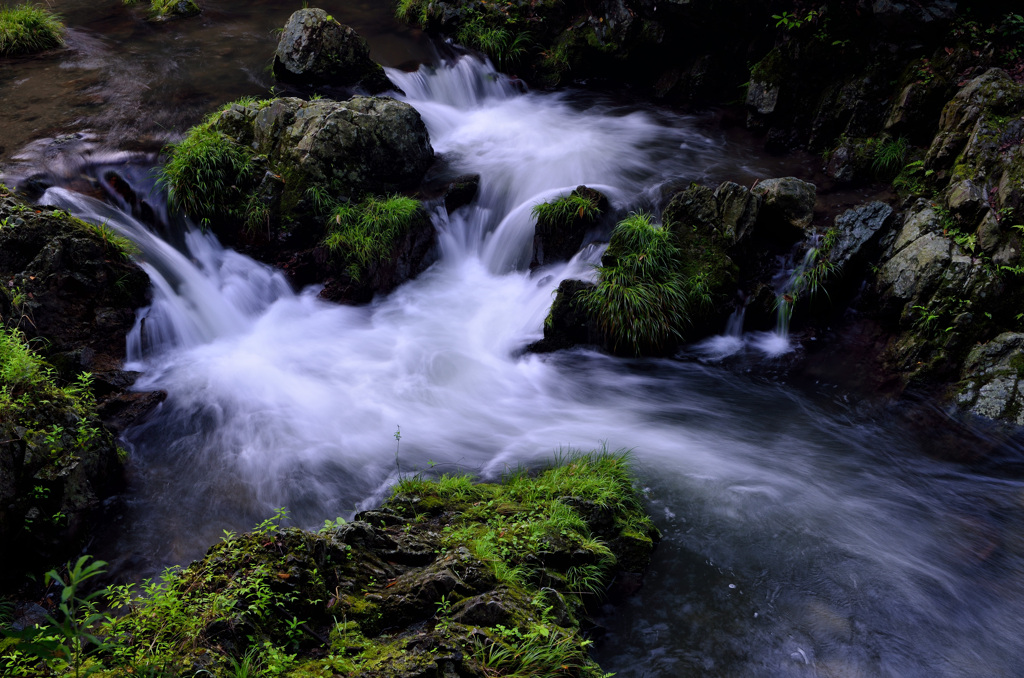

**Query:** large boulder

left=273, top=8, right=393, bottom=93
left=215, top=96, right=433, bottom=201
left=751, top=177, right=817, bottom=242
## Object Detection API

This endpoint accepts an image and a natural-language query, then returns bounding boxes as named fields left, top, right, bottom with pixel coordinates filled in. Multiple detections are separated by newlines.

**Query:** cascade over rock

left=273, top=8, right=394, bottom=94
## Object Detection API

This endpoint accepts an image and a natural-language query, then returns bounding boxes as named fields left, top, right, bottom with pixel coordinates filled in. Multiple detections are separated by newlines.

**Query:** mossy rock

left=72, top=450, right=657, bottom=677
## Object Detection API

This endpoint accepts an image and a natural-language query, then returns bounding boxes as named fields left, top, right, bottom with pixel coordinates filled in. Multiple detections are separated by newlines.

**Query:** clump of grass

left=872, top=136, right=910, bottom=178
left=324, top=195, right=421, bottom=280
left=532, top=193, right=601, bottom=226
left=581, top=212, right=691, bottom=356
left=0, top=2, right=64, bottom=56
left=158, top=125, right=256, bottom=228
left=0, top=325, right=45, bottom=392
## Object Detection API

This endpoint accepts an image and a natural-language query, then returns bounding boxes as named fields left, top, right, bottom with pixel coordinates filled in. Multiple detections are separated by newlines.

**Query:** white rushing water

left=41, top=56, right=1024, bottom=677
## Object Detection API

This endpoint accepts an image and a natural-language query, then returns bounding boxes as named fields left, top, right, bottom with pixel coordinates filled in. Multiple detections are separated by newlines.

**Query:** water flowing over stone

left=37, top=53, right=1024, bottom=678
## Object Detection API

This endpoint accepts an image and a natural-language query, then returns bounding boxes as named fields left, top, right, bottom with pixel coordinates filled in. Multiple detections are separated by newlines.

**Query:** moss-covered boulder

left=159, top=95, right=437, bottom=301
left=0, top=192, right=149, bottom=376
left=25, top=451, right=658, bottom=678
left=273, top=8, right=393, bottom=93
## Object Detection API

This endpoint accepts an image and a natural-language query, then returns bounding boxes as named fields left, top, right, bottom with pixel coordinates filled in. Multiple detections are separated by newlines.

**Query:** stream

left=6, top=2, right=1024, bottom=676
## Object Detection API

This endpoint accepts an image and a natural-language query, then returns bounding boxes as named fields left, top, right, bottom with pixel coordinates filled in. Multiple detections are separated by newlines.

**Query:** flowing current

left=38, top=57, right=1024, bottom=677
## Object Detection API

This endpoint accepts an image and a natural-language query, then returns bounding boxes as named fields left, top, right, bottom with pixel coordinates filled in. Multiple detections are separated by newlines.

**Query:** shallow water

left=8, top=4, right=1024, bottom=677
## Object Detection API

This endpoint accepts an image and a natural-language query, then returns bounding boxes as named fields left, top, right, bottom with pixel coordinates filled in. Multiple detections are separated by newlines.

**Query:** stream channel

left=5, top=2, right=1024, bottom=676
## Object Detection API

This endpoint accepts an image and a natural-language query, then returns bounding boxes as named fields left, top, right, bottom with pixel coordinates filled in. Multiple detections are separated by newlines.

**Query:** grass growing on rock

left=582, top=212, right=696, bottom=356
left=324, top=194, right=422, bottom=280
left=532, top=193, right=601, bottom=227
left=0, top=2, right=64, bottom=56
left=3, top=450, right=657, bottom=677
left=158, top=124, right=257, bottom=229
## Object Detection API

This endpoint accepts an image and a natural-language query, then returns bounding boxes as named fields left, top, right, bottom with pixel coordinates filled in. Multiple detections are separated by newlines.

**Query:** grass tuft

left=532, top=193, right=601, bottom=226
left=582, top=212, right=692, bottom=355
left=0, top=2, right=64, bottom=56
left=157, top=125, right=256, bottom=228
left=324, top=195, right=421, bottom=280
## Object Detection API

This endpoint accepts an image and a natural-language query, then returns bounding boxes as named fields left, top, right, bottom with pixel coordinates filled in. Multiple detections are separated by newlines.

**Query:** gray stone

left=828, top=201, right=895, bottom=268
left=714, top=181, right=760, bottom=243
left=751, top=177, right=817, bottom=241
left=215, top=96, right=433, bottom=199
left=273, top=8, right=393, bottom=93
left=746, top=81, right=779, bottom=115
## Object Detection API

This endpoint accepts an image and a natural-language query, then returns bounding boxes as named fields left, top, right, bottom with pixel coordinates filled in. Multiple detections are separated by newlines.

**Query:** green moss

left=0, top=2, right=64, bottom=56
left=148, top=0, right=200, bottom=20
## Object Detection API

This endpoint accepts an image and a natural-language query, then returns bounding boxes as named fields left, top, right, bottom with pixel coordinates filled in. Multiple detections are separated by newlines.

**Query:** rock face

left=956, top=333, right=1024, bottom=424
left=0, top=191, right=155, bottom=586
left=273, top=8, right=393, bottom=93
left=869, top=199, right=1005, bottom=381
left=828, top=201, right=896, bottom=270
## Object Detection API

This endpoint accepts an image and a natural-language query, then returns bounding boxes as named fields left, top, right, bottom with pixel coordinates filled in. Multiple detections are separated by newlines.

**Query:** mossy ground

left=2, top=450, right=657, bottom=677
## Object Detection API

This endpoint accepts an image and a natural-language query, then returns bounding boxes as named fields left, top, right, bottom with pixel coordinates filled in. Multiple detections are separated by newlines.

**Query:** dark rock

left=828, top=201, right=896, bottom=270
left=273, top=8, right=393, bottom=93
left=713, top=181, right=761, bottom=243
left=751, top=177, right=817, bottom=243
left=442, top=174, right=480, bottom=213
left=528, top=279, right=598, bottom=353
left=532, top=186, right=609, bottom=268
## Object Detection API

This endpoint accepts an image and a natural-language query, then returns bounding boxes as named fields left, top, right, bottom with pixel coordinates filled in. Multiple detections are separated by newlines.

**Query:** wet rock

left=528, top=279, right=599, bottom=353
left=714, top=181, right=760, bottom=243
left=828, top=201, right=896, bottom=270
left=956, top=333, right=1024, bottom=424
left=663, top=183, right=718, bottom=232
left=241, top=96, right=433, bottom=199
left=531, top=186, right=609, bottom=267
left=442, top=174, right=480, bottom=213
left=273, top=8, right=393, bottom=93
left=751, top=177, right=817, bottom=242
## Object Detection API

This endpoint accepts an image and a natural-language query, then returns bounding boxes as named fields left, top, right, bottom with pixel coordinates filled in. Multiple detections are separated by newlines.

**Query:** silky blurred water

left=11, top=5, right=1024, bottom=677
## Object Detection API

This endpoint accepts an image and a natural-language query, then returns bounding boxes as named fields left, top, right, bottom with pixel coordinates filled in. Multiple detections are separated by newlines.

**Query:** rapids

left=6, top=5, right=1024, bottom=676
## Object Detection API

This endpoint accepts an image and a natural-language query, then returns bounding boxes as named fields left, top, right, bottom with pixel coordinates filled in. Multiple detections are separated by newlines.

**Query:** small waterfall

left=39, top=187, right=294, bottom=362
left=387, top=55, right=726, bottom=271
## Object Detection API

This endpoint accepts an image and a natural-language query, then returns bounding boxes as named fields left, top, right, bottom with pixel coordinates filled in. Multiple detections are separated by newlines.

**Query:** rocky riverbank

left=4, top=451, right=659, bottom=678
